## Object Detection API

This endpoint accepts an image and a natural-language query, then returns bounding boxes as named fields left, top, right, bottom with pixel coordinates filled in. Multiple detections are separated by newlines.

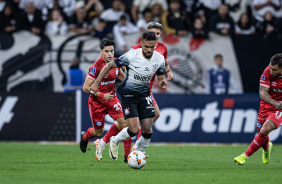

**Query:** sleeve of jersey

left=259, top=69, right=271, bottom=88
left=114, top=52, right=131, bottom=68
left=156, top=62, right=166, bottom=76
left=164, top=45, right=168, bottom=61
left=87, top=63, right=100, bottom=81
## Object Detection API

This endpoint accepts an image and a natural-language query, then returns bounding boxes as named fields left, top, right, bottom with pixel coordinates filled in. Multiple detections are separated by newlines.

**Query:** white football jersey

left=115, top=48, right=165, bottom=97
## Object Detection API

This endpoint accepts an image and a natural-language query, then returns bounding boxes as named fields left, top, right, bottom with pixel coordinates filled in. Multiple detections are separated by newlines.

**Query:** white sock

left=99, top=139, right=106, bottom=150
left=135, top=135, right=151, bottom=152
left=133, top=135, right=141, bottom=148
left=112, top=127, right=131, bottom=144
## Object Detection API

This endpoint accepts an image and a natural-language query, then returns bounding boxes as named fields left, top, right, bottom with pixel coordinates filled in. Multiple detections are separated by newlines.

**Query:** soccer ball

left=127, top=151, right=147, bottom=169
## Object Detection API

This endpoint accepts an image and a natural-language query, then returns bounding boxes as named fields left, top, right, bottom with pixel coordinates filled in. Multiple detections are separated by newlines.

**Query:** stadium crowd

left=1, top=0, right=282, bottom=49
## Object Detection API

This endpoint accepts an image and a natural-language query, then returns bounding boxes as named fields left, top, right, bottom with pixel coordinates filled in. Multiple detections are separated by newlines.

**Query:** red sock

left=136, top=129, right=142, bottom=140
left=245, top=132, right=269, bottom=157
left=123, top=138, right=132, bottom=157
left=82, top=127, right=95, bottom=141
left=102, top=123, right=120, bottom=143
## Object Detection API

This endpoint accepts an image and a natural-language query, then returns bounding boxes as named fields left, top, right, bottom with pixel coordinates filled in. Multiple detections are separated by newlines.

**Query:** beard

left=143, top=51, right=152, bottom=59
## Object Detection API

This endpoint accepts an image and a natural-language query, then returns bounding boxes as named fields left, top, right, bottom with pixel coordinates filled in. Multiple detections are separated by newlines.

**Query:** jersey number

left=145, top=96, right=153, bottom=105
left=275, top=111, right=282, bottom=117
left=113, top=102, right=122, bottom=111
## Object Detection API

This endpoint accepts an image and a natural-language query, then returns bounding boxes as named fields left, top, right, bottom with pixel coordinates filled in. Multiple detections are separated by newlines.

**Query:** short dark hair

left=270, top=53, right=282, bottom=67
left=147, top=22, right=162, bottom=30
left=142, top=31, right=157, bottom=41
left=214, top=54, right=223, bottom=60
left=100, top=39, right=115, bottom=50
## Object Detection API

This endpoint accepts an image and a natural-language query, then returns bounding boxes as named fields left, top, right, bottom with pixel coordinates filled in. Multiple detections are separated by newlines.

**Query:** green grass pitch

left=0, top=142, right=282, bottom=184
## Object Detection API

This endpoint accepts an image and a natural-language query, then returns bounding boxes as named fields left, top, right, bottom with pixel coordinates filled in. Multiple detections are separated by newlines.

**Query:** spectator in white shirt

left=131, top=0, right=168, bottom=23
left=113, top=14, right=139, bottom=54
left=251, top=0, right=281, bottom=22
left=46, top=9, right=68, bottom=35
left=136, top=8, right=153, bottom=32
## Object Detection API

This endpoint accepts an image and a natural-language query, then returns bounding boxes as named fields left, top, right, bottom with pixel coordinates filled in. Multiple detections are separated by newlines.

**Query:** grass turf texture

left=0, top=142, right=282, bottom=184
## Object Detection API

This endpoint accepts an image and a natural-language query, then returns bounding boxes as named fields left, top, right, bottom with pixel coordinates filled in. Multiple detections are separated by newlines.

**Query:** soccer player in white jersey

left=91, top=31, right=168, bottom=160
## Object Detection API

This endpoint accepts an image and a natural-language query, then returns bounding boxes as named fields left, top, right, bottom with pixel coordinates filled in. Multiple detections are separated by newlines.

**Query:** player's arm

left=259, top=85, right=282, bottom=109
left=117, top=68, right=126, bottom=81
left=156, top=62, right=169, bottom=89
left=163, top=46, right=173, bottom=80
left=83, top=77, right=114, bottom=101
left=90, top=61, right=118, bottom=95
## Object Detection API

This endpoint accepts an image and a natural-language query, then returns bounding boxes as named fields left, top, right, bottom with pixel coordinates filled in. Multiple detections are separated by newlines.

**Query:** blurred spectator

left=150, top=3, right=163, bottom=22
left=235, top=13, right=255, bottom=35
left=205, top=54, right=242, bottom=95
left=0, top=0, right=7, bottom=12
left=46, top=9, right=68, bottom=35
left=191, top=17, right=208, bottom=39
left=210, top=4, right=234, bottom=35
left=251, top=0, right=281, bottom=23
left=162, top=0, right=191, bottom=36
left=0, top=4, right=16, bottom=33
left=93, top=18, right=111, bottom=40
left=16, top=2, right=45, bottom=35
left=197, top=0, right=222, bottom=24
left=52, top=0, right=77, bottom=22
left=19, top=0, right=53, bottom=21
left=99, top=0, right=130, bottom=31
left=113, top=14, right=139, bottom=53
left=84, top=0, right=104, bottom=25
left=68, top=1, right=93, bottom=34
left=182, top=0, right=201, bottom=22
left=136, top=8, right=153, bottom=32
left=258, top=11, right=278, bottom=38
left=131, top=0, right=168, bottom=23
left=63, top=58, right=86, bottom=92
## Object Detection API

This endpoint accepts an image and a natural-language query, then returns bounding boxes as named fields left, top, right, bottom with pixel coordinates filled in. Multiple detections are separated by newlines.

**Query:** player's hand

left=159, top=80, right=169, bottom=89
left=274, top=101, right=282, bottom=110
left=104, top=91, right=114, bottom=101
left=90, top=81, right=99, bottom=95
left=166, top=70, right=173, bottom=81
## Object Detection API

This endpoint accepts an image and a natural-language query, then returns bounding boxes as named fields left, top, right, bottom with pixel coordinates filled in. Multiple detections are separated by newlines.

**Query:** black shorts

left=121, top=95, right=155, bottom=120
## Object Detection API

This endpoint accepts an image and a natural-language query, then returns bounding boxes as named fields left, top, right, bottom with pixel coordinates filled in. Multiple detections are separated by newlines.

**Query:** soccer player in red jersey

left=80, top=39, right=131, bottom=162
left=234, top=53, right=282, bottom=165
left=130, top=22, right=173, bottom=152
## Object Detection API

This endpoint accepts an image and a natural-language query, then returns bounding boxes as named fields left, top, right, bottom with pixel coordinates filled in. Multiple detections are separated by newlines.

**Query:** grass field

left=0, top=142, right=282, bottom=184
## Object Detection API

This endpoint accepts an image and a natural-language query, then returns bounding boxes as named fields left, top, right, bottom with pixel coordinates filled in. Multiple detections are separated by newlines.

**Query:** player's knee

left=142, top=132, right=153, bottom=139
left=94, top=129, right=104, bottom=137
left=127, top=128, right=138, bottom=137
left=260, top=120, right=275, bottom=135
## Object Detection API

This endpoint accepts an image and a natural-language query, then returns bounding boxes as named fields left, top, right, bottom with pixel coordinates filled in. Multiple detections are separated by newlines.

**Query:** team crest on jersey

left=152, top=64, right=158, bottom=72
left=124, top=108, right=130, bottom=115
left=90, top=67, right=96, bottom=74
left=260, top=75, right=265, bottom=82
left=115, top=69, right=119, bottom=75
left=96, top=121, right=102, bottom=127
left=257, top=122, right=262, bottom=129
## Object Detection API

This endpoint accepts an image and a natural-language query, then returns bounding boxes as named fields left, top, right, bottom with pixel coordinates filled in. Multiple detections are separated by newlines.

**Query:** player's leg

left=234, top=120, right=276, bottom=165
left=80, top=102, right=105, bottom=153
left=133, top=94, right=159, bottom=151
left=135, top=118, right=154, bottom=152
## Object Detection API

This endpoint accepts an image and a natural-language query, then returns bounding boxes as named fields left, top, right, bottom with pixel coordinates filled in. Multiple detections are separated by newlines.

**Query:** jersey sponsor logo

left=152, top=64, right=158, bottom=72
left=0, top=96, right=19, bottom=131
left=96, top=121, right=102, bottom=127
left=90, top=67, right=96, bottom=74
left=115, top=69, right=119, bottom=75
left=134, top=74, right=150, bottom=81
left=272, top=88, right=282, bottom=93
left=272, top=82, right=277, bottom=86
left=100, top=80, right=115, bottom=85
left=260, top=75, right=265, bottom=82
left=124, top=108, right=130, bottom=115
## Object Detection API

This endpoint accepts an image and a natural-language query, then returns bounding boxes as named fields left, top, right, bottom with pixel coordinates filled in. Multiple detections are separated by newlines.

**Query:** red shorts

left=257, top=109, right=282, bottom=131
left=88, top=97, right=123, bottom=129
left=151, top=92, right=157, bottom=106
